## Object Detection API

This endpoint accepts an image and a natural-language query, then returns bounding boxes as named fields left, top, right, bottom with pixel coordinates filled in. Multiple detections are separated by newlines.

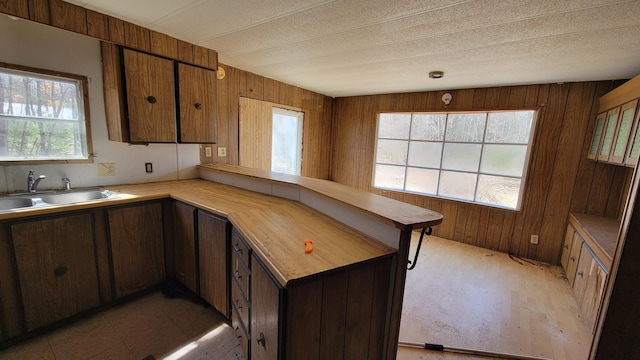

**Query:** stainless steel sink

left=0, top=188, right=118, bottom=212
left=0, top=197, right=35, bottom=211
left=40, top=189, right=117, bottom=205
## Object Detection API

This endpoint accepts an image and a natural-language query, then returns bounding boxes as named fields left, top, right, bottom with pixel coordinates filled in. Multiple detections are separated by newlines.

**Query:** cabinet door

left=173, top=202, right=197, bottom=293
left=566, top=233, right=583, bottom=287
left=581, top=258, right=607, bottom=333
left=108, top=202, right=165, bottom=298
left=198, top=210, right=229, bottom=315
left=178, top=63, right=217, bottom=143
left=598, top=107, right=621, bottom=162
left=572, top=245, right=592, bottom=305
left=610, top=99, right=638, bottom=164
left=560, top=224, right=575, bottom=271
left=625, top=102, right=640, bottom=166
left=123, top=49, right=176, bottom=143
left=11, top=213, right=100, bottom=330
left=251, top=256, right=281, bottom=360
left=588, top=112, right=607, bottom=160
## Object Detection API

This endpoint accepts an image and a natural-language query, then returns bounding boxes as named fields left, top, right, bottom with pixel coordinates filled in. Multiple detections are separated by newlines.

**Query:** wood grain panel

left=12, top=214, right=99, bottom=330
left=251, top=256, right=281, bottom=360
left=123, top=49, right=176, bottom=143
left=50, top=0, right=86, bottom=34
left=108, top=16, right=124, bottom=44
left=177, top=40, right=193, bottom=63
left=208, top=49, right=218, bottom=70
left=108, top=202, right=165, bottom=298
left=124, top=21, right=150, bottom=51
left=101, top=42, right=128, bottom=142
left=173, top=202, right=197, bottom=293
left=0, top=0, right=28, bottom=18
left=150, top=30, right=178, bottom=59
left=238, top=97, right=272, bottom=170
left=193, top=45, right=209, bottom=67
left=92, top=208, right=112, bottom=303
left=226, top=66, right=240, bottom=165
left=178, top=63, right=217, bottom=143
left=0, top=222, right=25, bottom=338
left=86, top=10, right=108, bottom=40
left=28, top=0, right=49, bottom=24
left=344, top=263, right=375, bottom=359
left=198, top=210, right=228, bottom=316
left=368, top=258, right=392, bottom=360
left=286, top=280, right=323, bottom=360
left=319, top=272, right=348, bottom=360
left=538, top=83, right=597, bottom=263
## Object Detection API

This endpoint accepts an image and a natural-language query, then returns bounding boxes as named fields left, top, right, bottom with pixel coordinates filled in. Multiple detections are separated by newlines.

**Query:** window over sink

left=0, top=63, right=93, bottom=163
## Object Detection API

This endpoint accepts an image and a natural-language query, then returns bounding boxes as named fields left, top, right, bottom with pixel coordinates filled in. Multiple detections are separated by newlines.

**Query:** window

left=0, top=64, right=92, bottom=162
left=373, top=110, right=536, bottom=210
left=271, top=107, right=303, bottom=176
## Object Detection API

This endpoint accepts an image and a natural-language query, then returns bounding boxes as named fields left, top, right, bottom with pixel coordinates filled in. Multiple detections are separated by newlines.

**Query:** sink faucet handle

left=62, top=177, right=71, bottom=191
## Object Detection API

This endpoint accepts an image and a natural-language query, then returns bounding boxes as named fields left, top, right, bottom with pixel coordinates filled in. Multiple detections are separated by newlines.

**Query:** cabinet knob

left=234, top=243, right=242, bottom=253
left=235, top=271, right=242, bottom=280
left=570, top=256, right=575, bottom=261
left=257, top=332, right=266, bottom=347
left=54, top=266, right=68, bottom=276
left=578, top=271, right=584, bottom=277
left=147, top=96, right=157, bottom=104
left=194, top=103, right=202, bottom=110
left=564, top=244, right=569, bottom=249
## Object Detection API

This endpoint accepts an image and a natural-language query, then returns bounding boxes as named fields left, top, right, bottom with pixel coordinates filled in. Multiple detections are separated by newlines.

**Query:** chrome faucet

left=27, top=169, right=46, bottom=193
left=62, top=177, right=71, bottom=191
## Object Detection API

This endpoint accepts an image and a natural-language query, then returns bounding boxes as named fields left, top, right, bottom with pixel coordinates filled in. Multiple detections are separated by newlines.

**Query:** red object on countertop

left=304, top=239, right=313, bottom=254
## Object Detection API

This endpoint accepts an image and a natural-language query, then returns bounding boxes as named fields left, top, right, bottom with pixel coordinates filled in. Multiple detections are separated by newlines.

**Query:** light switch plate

left=205, top=146, right=212, bottom=157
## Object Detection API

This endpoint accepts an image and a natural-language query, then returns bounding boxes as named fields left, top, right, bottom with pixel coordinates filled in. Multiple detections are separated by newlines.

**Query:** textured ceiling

left=68, top=0, right=640, bottom=97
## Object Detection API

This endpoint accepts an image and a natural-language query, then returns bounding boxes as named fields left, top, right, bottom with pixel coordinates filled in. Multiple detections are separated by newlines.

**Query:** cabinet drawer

left=231, top=230, right=250, bottom=268
left=232, top=278, right=250, bottom=329
left=232, top=302, right=250, bottom=359
left=233, top=254, right=251, bottom=298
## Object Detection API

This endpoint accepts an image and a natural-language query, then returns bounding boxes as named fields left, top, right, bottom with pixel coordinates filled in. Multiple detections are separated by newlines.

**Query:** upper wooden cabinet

left=102, top=43, right=218, bottom=144
left=591, top=74, right=640, bottom=166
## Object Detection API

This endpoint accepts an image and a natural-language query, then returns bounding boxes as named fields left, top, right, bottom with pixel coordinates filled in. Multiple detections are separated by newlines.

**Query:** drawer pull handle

left=570, top=256, right=575, bottom=261
left=54, top=266, right=68, bottom=276
left=235, top=271, right=242, bottom=280
left=578, top=271, right=584, bottom=277
left=234, top=243, right=242, bottom=253
left=257, top=332, right=266, bottom=347
left=235, top=299, right=242, bottom=310
left=564, top=244, right=569, bottom=249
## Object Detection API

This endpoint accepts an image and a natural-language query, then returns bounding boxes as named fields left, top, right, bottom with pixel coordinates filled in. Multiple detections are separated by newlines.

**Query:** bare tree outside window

left=0, top=65, right=91, bottom=162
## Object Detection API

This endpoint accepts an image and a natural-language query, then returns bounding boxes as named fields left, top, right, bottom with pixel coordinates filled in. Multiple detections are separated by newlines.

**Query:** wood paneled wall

left=205, top=64, right=334, bottom=180
left=331, top=82, right=631, bottom=264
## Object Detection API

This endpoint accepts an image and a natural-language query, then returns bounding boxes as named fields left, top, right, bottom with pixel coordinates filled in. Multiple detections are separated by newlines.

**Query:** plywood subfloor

left=398, top=235, right=592, bottom=360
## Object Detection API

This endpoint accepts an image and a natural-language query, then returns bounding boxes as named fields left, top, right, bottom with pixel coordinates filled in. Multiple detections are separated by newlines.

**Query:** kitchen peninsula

left=0, top=165, right=442, bottom=360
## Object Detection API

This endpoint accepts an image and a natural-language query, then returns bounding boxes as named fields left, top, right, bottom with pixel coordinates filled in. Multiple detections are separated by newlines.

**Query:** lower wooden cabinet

left=11, top=213, right=100, bottom=331
left=108, top=202, right=165, bottom=298
left=231, top=228, right=393, bottom=360
left=198, top=209, right=229, bottom=316
left=562, top=222, right=609, bottom=333
left=173, top=202, right=198, bottom=293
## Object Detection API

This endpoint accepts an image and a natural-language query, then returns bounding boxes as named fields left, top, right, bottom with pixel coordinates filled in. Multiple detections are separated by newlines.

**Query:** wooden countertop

left=0, top=179, right=395, bottom=287
left=199, top=164, right=443, bottom=231
left=569, top=213, right=620, bottom=271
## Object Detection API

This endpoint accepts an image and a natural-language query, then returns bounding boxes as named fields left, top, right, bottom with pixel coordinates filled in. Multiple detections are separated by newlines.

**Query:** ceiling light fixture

left=429, top=71, right=444, bottom=79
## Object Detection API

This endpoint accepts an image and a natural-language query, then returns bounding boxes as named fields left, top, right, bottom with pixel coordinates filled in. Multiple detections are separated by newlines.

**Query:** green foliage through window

left=0, top=66, right=90, bottom=161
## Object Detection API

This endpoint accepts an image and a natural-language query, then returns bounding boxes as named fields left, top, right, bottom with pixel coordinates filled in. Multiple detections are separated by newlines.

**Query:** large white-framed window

left=373, top=110, right=536, bottom=210
left=271, top=107, right=303, bottom=176
left=0, top=63, right=92, bottom=163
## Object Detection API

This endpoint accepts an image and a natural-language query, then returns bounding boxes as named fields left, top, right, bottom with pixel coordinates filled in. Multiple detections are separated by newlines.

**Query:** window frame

left=0, top=62, right=94, bottom=164
left=372, top=109, right=538, bottom=211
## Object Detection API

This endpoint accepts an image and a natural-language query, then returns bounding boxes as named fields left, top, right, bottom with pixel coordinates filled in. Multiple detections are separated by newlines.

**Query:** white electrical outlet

left=218, top=147, right=227, bottom=157
left=205, top=146, right=212, bottom=157
left=531, top=235, right=539, bottom=244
